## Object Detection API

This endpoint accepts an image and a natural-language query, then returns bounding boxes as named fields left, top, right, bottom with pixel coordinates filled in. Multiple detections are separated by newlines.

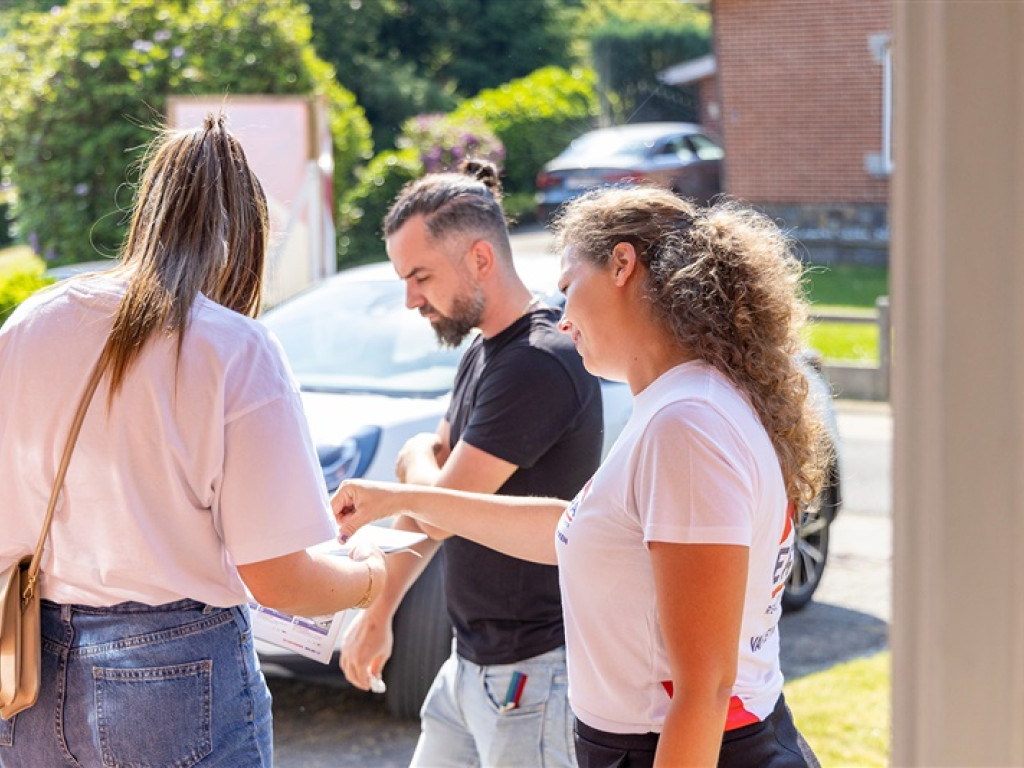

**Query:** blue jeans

left=0, top=599, right=272, bottom=767
left=411, top=644, right=576, bottom=768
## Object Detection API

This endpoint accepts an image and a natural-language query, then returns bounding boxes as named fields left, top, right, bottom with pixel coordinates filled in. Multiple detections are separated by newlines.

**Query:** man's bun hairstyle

left=459, top=158, right=503, bottom=202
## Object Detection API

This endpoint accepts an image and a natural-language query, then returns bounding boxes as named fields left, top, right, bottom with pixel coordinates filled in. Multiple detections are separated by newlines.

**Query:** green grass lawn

left=802, top=264, right=889, bottom=363
left=804, top=264, right=889, bottom=309
left=804, top=319, right=880, bottom=364
left=784, top=651, right=890, bottom=767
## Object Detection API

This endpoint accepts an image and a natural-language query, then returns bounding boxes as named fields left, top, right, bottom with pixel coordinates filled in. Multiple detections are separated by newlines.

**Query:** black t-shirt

left=443, top=305, right=603, bottom=665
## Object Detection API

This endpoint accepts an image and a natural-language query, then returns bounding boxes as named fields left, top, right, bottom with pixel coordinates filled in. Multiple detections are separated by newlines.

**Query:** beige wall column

left=891, top=2, right=1024, bottom=764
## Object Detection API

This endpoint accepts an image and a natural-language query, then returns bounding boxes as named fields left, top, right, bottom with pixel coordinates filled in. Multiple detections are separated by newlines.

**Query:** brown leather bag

left=0, top=359, right=105, bottom=720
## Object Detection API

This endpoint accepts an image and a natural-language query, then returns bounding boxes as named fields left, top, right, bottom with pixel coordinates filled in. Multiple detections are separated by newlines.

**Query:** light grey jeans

left=411, top=644, right=577, bottom=768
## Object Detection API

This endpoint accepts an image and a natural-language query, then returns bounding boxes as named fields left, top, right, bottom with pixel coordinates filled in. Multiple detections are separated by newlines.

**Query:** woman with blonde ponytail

left=333, top=185, right=827, bottom=767
left=0, top=115, right=386, bottom=766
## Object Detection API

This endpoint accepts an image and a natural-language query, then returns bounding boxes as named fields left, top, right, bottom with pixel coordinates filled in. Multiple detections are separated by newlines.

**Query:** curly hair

left=553, top=186, right=830, bottom=503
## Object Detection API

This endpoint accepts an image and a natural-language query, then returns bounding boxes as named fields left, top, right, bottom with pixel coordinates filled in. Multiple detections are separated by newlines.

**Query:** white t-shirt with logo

left=0, top=274, right=337, bottom=607
left=556, top=360, right=792, bottom=734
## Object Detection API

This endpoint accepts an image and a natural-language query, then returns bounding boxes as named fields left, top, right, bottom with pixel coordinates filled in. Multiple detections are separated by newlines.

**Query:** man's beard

left=426, top=288, right=485, bottom=348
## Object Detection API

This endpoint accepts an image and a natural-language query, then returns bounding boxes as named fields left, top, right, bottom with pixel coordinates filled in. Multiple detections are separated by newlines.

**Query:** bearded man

left=339, top=160, right=603, bottom=768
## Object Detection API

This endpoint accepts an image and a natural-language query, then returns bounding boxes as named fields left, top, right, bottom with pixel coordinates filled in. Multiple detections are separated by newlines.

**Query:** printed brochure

left=250, top=526, right=426, bottom=663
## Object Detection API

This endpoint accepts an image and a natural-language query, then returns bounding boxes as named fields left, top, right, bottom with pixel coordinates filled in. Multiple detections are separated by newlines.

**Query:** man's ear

left=610, top=242, right=638, bottom=287
left=467, top=239, right=496, bottom=279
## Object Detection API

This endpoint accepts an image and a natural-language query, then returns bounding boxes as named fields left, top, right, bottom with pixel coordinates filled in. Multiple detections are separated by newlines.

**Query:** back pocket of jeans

left=0, top=713, right=13, bottom=748
left=94, top=659, right=213, bottom=768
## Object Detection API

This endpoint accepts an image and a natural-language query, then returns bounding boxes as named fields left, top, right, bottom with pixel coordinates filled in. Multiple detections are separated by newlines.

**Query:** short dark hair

left=383, top=159, right=509, bottom=254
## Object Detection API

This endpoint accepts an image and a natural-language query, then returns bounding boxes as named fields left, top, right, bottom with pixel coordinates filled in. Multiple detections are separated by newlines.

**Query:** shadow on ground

left=269, top=674, right=419, bottom=768
left=780, top=600, right=889, bottom=680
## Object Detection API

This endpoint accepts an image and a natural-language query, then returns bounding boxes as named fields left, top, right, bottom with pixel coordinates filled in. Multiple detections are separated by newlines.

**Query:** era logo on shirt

left=769, top=502, right=795, bottom=599
left=772, top=545, right=793, bottom=586
left=557, top=478, right=593, bottom=546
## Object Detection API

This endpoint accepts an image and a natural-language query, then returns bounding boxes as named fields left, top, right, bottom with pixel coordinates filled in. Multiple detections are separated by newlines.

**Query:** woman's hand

left=346, top=539, right=388, bottom=609
left=332, top=479, right=404, bottom=542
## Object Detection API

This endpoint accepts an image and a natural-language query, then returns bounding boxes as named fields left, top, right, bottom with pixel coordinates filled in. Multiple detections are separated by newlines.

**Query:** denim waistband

left=41, top=598, right=224, bottom=615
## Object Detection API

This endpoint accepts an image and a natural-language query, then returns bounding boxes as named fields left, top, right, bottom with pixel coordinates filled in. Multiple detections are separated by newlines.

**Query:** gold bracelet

left=353, top=561, right=374, bottom=609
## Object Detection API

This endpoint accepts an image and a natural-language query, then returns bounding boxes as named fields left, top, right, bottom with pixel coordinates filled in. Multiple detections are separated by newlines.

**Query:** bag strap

left=22, top=357, right=106, bottom=605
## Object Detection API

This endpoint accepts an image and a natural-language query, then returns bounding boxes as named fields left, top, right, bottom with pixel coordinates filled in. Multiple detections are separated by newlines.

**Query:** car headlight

left=317, top=426, right=382, bottom=492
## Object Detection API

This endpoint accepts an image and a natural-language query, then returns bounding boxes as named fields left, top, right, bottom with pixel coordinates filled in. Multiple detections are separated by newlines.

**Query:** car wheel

left=782, top=470, right=839, bottom=611
left=384, top=554, right=453, bottom=718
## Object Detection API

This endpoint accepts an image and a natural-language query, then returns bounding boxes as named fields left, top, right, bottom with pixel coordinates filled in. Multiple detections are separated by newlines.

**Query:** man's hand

left=339, top=609, right=393, bottom=692
left=396, top=432, right=445, bottom=484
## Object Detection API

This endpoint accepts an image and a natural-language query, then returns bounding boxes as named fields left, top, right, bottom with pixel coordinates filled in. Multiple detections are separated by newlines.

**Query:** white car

left=259, top=255, right=841, bottom=717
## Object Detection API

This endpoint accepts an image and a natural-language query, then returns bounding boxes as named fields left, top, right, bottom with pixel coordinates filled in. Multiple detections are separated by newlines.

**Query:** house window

left=866, top=33, right=893, bottom=176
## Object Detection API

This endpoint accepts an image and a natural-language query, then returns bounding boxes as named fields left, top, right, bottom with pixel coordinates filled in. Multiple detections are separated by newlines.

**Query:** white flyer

left=250, top=525, right=426, bottom=664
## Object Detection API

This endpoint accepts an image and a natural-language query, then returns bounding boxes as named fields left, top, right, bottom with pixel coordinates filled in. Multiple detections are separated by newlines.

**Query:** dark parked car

left=535, top=122, right=724, bottom=220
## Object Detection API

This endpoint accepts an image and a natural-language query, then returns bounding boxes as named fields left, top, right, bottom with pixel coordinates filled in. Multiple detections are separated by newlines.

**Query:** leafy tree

left=0, top=0, right=54, bottom=21
left=0, top=0, right=371, bottom=264
left=555, top=1, right=711, bottom=123
left=336, top=148, right=421, bottom=268
left=378, top=0, right=575, bottom=97
left=304, top=0, right=458, bottom=149
left=0, top=188, right=14, bottom=248
left=345, top=57, right=459, bottom=151
left=305, top=0, right=575, bottom=150
left=572, top=0, right=709, bottom=31
left=591, top=21, right=711, bottom=124
left=451, top=66, right=600, bottom=194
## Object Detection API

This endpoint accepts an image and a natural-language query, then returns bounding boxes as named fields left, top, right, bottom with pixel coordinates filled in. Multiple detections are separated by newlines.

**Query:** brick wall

left=713, top=0, right=891, bottom=205
left=698, top=78, right=723, bottom=143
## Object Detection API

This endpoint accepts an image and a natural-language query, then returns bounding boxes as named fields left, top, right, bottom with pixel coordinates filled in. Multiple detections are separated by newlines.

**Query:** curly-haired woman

left=334, top=185, right=827, bottom=767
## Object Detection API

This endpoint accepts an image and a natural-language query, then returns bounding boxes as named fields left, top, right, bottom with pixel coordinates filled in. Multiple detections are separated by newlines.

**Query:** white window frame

left=866, top=33, right=893, bottom=176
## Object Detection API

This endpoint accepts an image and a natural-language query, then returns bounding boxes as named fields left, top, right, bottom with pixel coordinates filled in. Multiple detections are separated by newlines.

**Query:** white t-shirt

left=0, top=274, right=337, bottom=607
left=556, top=361, right=792, bottom=734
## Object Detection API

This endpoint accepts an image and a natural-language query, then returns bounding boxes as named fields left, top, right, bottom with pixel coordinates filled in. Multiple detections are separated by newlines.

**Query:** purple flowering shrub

left=397, top=114, right=505, bottom=175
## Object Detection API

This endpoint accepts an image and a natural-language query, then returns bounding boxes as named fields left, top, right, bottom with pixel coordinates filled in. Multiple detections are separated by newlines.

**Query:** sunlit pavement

left=781, top=399, right=891, bottom=679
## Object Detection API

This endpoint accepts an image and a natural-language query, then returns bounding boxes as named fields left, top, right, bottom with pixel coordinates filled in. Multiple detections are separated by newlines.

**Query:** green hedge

left=590, top=21, right=711, bottom=124
left=0, top=0, right=372, bottom=265
left=451, top=67, right=600, bottom=194
left=337, top=149, right=422, bottom=268
left=0, top=249, right=53, bottom=327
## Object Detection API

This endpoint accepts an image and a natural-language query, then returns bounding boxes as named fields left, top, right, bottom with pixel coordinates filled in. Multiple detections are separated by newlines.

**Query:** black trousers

left=573, top=694, right=820, bottom=768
